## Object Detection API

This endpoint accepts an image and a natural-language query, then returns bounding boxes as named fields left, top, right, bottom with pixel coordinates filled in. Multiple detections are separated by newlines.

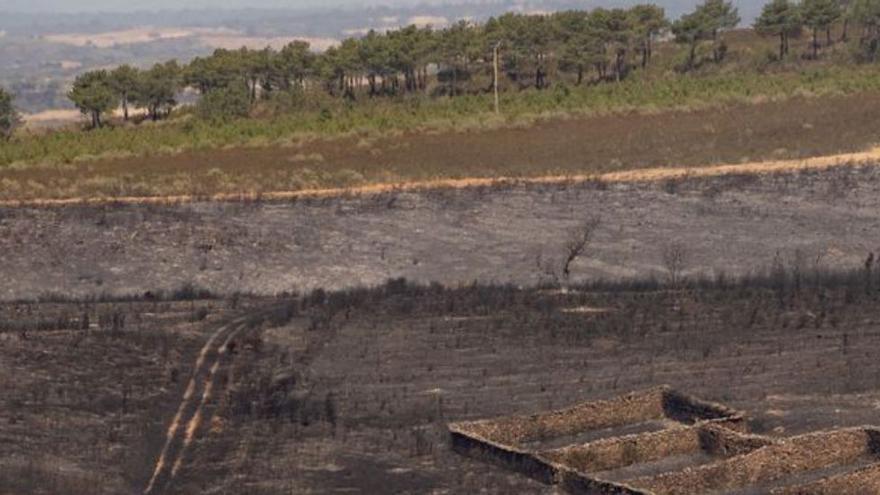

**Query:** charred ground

left=2, top=163, right=880, bottom=300
left=4, top=164, right=880, bottom=493
left=6, top=274, right=880, bottom=493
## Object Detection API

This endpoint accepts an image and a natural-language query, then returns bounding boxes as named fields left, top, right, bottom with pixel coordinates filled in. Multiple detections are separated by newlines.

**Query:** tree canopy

left=59, top=0, right=872, bottom=130
left=0, top=87, right=22, bottom=141
left=69, top=70, right=116, bottom=129
left=134, top=61, right=182, bottom=121
left=802, top=0, right=842, bottom=56
left=109, top=65, right=140, bottom=121
left=66, top=4, right=683, bottom=127
left=754, top=0, right=803, bottom=59
left=850, top=0, right=880, bottom=58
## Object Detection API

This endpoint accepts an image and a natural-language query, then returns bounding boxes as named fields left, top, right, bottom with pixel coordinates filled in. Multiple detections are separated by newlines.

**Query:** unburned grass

left=3, top=90, right=880, bottom=202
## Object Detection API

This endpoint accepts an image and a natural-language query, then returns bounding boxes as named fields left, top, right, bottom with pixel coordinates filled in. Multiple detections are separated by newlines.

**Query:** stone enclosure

left=449, top=386, right=880, bottom=494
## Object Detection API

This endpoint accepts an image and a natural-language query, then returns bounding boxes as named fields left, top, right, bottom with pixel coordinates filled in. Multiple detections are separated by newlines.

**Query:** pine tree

left=754, top=0, right=803, bottom=60
left=69, top=70, right=117, bottom=129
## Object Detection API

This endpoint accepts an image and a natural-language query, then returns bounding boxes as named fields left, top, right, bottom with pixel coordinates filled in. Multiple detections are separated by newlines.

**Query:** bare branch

left=561, top=216, right=601, bottom=283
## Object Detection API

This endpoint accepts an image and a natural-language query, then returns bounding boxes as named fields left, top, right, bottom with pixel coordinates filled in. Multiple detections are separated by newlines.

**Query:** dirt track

left=143, top=318, right=246, bottom=495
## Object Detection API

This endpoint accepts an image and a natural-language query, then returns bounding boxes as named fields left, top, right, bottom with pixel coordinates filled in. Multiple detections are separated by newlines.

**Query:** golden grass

left=3, top=146, right=878, bottom=208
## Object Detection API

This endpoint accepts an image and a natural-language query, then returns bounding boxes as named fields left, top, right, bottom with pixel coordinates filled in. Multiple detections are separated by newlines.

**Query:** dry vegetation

left=4, top=91, right=880, bottom=202
left=0, top=297, right=227, bottom=494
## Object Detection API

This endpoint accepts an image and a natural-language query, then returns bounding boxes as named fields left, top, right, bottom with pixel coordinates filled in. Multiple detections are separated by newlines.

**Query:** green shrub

left=196, top=84, right=251, bottom=122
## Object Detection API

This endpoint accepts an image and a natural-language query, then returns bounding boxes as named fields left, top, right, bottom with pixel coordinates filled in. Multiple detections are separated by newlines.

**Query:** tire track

left=143, top=315, right=251, bottom=495
left=169, top=327, right=244, bottom=479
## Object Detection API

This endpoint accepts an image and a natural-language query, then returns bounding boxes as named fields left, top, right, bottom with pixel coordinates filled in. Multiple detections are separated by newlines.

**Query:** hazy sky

left=0, top=0, right=417, bottom=12
left=0, top=0, right=762, bottom=22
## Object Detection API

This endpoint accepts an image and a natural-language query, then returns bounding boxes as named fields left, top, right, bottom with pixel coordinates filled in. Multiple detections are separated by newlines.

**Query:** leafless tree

left=662, top=242, right=688, bottom=287
left=561, top=217, right=602, bottom=283
left=534, top=217, right=602, bottom=287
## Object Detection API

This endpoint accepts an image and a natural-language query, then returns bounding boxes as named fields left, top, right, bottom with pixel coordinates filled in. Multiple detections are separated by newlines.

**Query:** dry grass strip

left=4, top=147, right=880, bottom=208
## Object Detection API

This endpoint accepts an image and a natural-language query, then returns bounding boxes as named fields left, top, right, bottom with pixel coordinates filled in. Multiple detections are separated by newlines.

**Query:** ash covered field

left=5, top=280, right=880, bottom=493
left=2, top=164, right=879, bottom=300
left=4, top=164, right=880, bottom=494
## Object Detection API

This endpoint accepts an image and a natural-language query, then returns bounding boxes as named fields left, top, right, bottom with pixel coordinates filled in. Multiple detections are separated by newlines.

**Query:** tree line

left=753, top=0, right=880, bottom=61
left=59, top=1, right=721, bottom=129
left=2, top=0, right=880, bottom=134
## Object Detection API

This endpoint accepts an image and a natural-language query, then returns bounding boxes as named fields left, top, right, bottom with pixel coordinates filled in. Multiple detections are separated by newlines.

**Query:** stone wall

left=456, top=387, right=669, bottom=448
left=447, top=386, right=750, bottom=494
left=450, top=388, right=880, bottom=495
left=448, top=426, right=559, bottom=485
left=541, top=426, right=702, bottom=473
left=541, top=423, right=771, bottom=474
left=558, top=470, right=649, bottom=495
left=630, top=427, right=880, bottom=495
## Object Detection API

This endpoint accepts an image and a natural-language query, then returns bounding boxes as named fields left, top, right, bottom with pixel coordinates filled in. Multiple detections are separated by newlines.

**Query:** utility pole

left=493, top=42, right=502, bottom=114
